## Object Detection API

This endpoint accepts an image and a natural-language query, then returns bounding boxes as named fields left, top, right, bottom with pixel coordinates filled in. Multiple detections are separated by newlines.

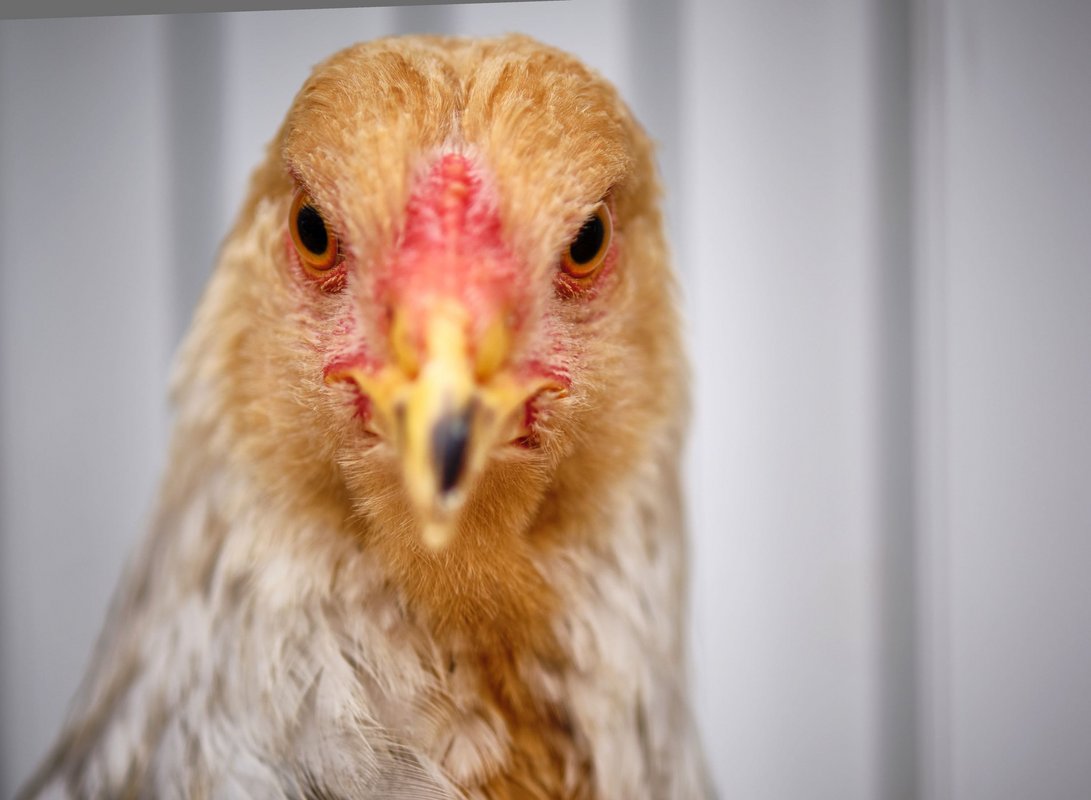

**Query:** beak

left=328, top=301, right=557, bottom=548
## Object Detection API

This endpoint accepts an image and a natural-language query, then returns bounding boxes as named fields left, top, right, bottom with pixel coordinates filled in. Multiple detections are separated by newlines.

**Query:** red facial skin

left=373, top=153, right=529, bottom=349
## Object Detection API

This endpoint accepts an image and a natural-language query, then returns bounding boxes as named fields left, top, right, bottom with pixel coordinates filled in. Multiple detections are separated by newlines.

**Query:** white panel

left=683, top=2, right=882, bottom=798
left=935, top=2, right=1091, bottom=798
left=0, top=16, right=173, bottom=795
left=915, top=2, right=953, bottom=796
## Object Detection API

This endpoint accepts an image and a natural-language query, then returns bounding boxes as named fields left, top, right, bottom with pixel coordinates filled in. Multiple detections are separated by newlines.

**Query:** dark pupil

left=569, top=214, right=605, bottom=265
left=296, top=204, right=329, bottom=255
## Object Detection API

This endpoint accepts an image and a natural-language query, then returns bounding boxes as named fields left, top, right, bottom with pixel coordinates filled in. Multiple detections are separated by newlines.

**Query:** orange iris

left=289, top=188, right=340, bottom=273
left=561, top=202, right=612, bottom=279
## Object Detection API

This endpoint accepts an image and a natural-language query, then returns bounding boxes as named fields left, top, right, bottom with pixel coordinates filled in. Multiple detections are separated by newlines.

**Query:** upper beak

left=328, top=300, right=557, bottom=548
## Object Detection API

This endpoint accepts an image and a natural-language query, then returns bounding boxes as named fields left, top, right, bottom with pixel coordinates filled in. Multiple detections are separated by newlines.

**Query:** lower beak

left=329, top=301, right=555, bottom=548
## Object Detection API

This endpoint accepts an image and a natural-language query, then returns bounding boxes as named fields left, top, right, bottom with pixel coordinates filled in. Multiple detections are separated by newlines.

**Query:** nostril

left=432, top=408, right=472, bottom=496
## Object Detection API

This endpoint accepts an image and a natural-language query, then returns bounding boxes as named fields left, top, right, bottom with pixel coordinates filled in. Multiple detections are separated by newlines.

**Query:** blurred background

left=1, top=1, right=1089, bottom=797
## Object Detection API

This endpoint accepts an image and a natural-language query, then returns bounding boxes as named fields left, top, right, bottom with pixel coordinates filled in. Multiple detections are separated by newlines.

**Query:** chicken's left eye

left=290, top=189, right=340, bottom=272
left=561, top=202, right=612, bottom=279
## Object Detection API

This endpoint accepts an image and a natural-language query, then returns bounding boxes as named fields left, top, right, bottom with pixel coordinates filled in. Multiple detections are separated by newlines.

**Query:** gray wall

left=0, top=14, right=174, bottom=795
left=921, top=2, right=1091, bottom=797
left=2, top=2, right=1089, bottom=798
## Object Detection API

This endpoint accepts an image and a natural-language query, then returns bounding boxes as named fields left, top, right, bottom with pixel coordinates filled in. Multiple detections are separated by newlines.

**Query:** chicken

left=21, top=34, right=711, bottom=800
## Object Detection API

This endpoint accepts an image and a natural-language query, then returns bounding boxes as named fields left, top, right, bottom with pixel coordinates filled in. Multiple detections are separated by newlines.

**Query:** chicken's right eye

left=290, top=189, right=340, bottom=273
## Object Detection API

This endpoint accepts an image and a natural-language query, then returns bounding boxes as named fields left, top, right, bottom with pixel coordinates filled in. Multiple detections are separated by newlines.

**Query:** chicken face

left=313, top=150, right=578, bottom=548
left=208, top=36, right=680, bottom=573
